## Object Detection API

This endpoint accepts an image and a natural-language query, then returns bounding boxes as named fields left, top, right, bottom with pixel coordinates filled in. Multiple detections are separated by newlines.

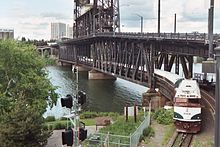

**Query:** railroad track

left=170, top=133, right=193, bottom=147
left=201, top=90, right=215, bottom=115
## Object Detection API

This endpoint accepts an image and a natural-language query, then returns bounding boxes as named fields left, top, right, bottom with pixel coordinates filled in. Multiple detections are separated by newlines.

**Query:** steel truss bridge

left=59, top=0, right=218, bottom=100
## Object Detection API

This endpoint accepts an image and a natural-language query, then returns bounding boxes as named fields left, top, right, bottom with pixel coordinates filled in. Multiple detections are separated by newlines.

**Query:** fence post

left=108, top=132, right=110, bottom=147
left=130, top=133, right=132, bottom=147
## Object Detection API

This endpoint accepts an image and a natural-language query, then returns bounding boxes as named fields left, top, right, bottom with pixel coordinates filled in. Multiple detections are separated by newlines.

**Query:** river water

left=44, top=66, right=147, bottom=118
left=44, top=64, right=215, bottom=118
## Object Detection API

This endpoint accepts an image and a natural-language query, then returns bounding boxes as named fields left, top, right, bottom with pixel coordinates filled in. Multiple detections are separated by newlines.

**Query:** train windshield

left=175, top=98, right=200, bottom=105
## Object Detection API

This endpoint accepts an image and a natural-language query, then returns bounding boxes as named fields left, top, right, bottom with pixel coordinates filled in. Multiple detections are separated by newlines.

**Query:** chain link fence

left=83, top=110, right=151, bottom=147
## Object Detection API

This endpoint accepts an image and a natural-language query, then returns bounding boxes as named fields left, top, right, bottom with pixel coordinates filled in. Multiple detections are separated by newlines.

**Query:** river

left=44, top=66, right=147, bottom=118
left=44, top=64, right=215, bottom=118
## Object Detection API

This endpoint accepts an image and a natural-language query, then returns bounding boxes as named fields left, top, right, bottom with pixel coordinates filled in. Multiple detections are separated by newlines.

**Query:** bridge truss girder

left=59, top=36, right=208, bottom=88
left=74, top=0, right=119, bottom=38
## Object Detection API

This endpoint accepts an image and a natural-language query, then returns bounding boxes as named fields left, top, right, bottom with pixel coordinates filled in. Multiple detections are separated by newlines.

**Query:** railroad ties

left=168, top=132, right=193, bottom=147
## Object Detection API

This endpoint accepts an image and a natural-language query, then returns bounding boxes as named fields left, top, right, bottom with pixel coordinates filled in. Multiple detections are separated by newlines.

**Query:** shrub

left=139, top=135, right=145, bottom=142
left=80, top=111, right=98, bottom=119
left=53, top=122, right=66, bottom=130
left=45, top=116, right=56, bottom=122
left=143, top=126, right=155, bottom=137
left=153, top=108, right=174, bottom=125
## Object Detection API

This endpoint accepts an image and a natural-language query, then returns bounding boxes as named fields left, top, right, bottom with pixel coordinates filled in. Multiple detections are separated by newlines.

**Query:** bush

left=53, top=122, right=66, bottom=130
left=45, top=116, right=56, bottom=122
left=80, top=111, right=98, bottom=119
left=139, top=134, right=145, bottom=142
left=80, top=111, right=120, bottom=119
left=143, top=126, right=155, bottom=137
left=153, top=108, right=173, bottom=125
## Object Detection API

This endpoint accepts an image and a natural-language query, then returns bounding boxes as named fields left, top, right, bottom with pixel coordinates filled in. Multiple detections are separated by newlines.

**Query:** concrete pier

left=142, top=89, right=165, bottom=110
left=72, top=65, right=90, bottom=72
left=88, top=69, right=116, bottom=80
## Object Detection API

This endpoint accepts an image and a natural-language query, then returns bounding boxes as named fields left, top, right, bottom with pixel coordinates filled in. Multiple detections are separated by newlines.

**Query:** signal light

left=62, top=128, right=73, bottom=146
left=78, top=91, right=86, bottom=106
left=79, top=128, right=87, bottom=142
left=61, top=94, right=73, bottom=108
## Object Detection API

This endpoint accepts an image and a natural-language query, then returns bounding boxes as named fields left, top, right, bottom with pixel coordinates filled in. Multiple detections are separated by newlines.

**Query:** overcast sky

left=0, top=0, right=220, bottom=40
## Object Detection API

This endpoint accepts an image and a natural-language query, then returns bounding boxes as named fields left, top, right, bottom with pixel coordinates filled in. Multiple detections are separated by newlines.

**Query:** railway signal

left=79, top=128, right=87, bottom=141
left=61, top=94, right=73, bottom=108
left=62, top=128, right=74, bottom=146
left=78, top=91, right=86, bottom=106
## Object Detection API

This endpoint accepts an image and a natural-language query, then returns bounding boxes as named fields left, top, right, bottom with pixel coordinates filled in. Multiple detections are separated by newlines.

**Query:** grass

left=99, top=116, right=144, bottom=136
left=162, top=124, right=175, bottom=146
left=192, top=138, right=214, bottom=147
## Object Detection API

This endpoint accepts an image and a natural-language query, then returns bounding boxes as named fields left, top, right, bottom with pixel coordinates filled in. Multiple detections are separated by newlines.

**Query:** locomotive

left=173, top=79, right=201, bottom=133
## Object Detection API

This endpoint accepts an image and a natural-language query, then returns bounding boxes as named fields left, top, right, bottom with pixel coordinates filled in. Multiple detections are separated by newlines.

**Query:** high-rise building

left=67, top=25, right=73, bottom=38
left=51, top=23, right=66, bottom=40
left=0, top=29, right=14, bottom=40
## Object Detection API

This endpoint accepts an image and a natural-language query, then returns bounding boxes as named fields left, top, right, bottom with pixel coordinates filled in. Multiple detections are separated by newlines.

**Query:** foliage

left=99, top=116, right=143, bottom=136
left=143, top=126, right=155, bottom=138
left=153, top=108, right=174, bottom=125
left=45, top=119, right=96, bottom=130
left=45, top=116, right=56, bottom=122
left=162, top=124, right=175, bottom=145
left=80, top=111, right=119, bottom=120
left=0, top=40, right=58, bottom=146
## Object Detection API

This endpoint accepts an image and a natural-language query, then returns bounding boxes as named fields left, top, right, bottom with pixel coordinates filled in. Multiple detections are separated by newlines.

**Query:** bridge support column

left=88, top=69, right=116, bottom=80
left=72, top=65, right=90, bottom=72
left=142, top=91, right=164, bottom=110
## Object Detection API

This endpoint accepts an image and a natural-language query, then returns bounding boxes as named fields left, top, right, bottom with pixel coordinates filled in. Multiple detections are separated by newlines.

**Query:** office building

left=67, top=25, right=73, bottom=38
left=0, top=29, right=14, bottom=40
left=51, top=23, right=66, bottom=40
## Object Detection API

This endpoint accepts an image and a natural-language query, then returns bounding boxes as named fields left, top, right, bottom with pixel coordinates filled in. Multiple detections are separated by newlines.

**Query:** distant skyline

left=0, top=0, right=220, bottom=40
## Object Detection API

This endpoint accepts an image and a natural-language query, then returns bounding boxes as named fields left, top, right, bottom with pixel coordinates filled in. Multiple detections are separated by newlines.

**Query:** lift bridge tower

left=73, top=0, right=120, bottom=38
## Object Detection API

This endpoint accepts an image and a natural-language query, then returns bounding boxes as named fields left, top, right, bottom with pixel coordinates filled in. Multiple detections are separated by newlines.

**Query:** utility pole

left=117, top=0, right=120, bottom=33
left=208, top=0, right=214, bottom=58
left=158, top=0, right=161, bottom=36
left=141, top=16, right=143, bottom=34
left=174, top=13, right=176, bottom=33
left=215, top=46, right=220, bottom=147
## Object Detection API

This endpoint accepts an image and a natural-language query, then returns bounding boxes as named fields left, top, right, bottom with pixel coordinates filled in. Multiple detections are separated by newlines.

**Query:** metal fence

left=83, top=109, right=151, bottom=147
left=130, top=113, right=151, bottom=147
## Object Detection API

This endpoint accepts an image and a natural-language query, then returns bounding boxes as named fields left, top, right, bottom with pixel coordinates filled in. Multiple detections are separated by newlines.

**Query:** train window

left=188, top=99, right=199, bottom=104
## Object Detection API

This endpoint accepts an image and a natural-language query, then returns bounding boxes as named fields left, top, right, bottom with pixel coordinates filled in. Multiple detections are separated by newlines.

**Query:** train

left=173, top=79, right=201, bottom=133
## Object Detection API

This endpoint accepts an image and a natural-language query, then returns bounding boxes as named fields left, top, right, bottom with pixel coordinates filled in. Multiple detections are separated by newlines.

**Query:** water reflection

left=44, top=66, right=147, bottom=118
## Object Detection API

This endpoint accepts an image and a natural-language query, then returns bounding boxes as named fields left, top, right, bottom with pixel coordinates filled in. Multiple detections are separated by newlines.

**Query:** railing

left=130, top=112, right=151, bottom=147
left=73, top=32, right=219, bottom=43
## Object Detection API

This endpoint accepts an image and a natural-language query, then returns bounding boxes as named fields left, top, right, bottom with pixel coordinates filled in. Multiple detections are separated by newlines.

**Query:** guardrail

left=75, top=32, right=219, bottom=43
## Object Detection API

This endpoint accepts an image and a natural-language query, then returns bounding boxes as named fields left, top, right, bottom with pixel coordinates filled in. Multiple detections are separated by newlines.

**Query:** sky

left=0, top=0, right=220, bottom=40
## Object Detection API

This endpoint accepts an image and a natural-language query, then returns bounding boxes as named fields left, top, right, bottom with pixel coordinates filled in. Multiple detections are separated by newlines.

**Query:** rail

left=169, top=132, right=193, bottom=147
left=201, top=90, right=215, bottom=116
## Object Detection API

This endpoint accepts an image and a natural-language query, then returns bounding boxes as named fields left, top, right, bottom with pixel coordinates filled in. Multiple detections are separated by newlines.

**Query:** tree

left=0, top=40, right=58, bottom=146
left=21, top=37, right=26, bottom=42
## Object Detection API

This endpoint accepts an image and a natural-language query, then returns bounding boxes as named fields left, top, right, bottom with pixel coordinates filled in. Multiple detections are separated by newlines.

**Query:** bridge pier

left=142, top=90, right=166, bottom=110
left=72, top=65, right=90, bottom=72
left=88, top=69, right=116, bottom=80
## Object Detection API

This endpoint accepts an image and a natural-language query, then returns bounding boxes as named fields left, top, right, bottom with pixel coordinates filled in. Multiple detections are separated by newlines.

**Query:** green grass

left=162, top=124, right=175, bottom=145
left=99, top=116, right=144, bottom=136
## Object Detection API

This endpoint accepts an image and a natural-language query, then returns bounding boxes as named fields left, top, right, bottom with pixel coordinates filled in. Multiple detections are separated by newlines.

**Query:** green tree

left=0, top=40, right=58, bottom=146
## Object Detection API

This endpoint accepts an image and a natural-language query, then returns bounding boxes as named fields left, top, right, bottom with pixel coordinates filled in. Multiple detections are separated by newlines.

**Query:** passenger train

left=173, top=79, right=201, bottom=133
